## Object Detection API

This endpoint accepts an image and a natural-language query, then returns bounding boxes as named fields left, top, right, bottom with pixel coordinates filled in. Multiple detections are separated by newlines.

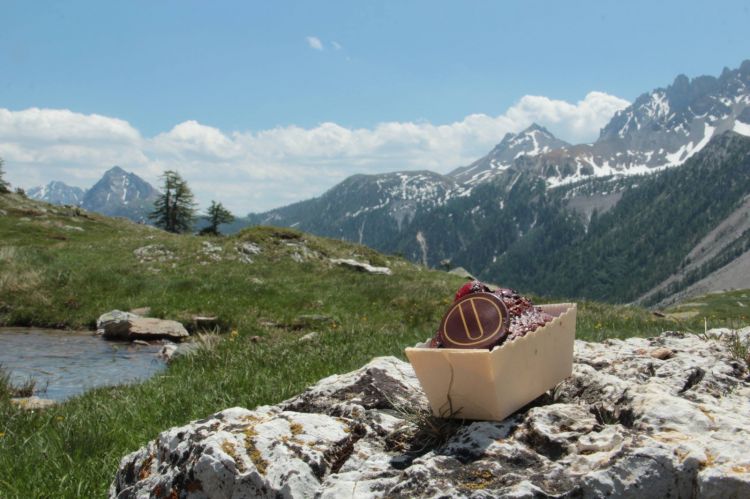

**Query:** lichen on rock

left=111, top=329, right=750, bottom=498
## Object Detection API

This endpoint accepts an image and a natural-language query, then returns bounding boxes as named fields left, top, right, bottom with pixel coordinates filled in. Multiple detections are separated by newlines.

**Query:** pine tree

left=200, top=201, right=235, bottom=236
left=149, top=170, right=196, bottom=233
left=0, top=157, right=10, bottom=194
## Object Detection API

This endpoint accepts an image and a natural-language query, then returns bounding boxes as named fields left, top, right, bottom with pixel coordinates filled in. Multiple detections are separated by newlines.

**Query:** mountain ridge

left=239, top=61, right=750, bottom=305
left=29, top=166, right=161, bottom=222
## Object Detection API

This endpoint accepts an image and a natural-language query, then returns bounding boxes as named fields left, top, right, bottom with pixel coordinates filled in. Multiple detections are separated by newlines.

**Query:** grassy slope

left=0, top=192, right=744, bottom=497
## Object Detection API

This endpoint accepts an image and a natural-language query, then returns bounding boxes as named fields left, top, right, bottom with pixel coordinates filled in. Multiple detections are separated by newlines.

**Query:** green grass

left=0, top=192, right=748, bottom=497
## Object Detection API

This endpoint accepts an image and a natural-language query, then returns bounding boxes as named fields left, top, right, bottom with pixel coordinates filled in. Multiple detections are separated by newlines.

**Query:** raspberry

left=454, top=280, right=490, bottom=301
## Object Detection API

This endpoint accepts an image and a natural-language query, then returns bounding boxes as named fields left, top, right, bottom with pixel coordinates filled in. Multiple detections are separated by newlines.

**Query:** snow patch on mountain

left=735, top=120, right=750, bottom=136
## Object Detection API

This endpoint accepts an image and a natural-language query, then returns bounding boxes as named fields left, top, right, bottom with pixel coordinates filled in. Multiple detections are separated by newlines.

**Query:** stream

left=0, top=327, right=167, bottom=401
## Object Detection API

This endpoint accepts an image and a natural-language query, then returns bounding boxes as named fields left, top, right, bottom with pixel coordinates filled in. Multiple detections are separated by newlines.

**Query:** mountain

left=247, top=170, right=457, bottom=248
left=27, top=181, right=87, bottom=205
left=510, top=60, right=750, bottom=187
left=80, top=166, right=160, bottom=221
left=450, top=123, right=571, bottom=186
left=239, top=61, right=750, bottom=305
left=30, top=166, right=161, bottom=222
left=488, top=131, right=750, bottom=304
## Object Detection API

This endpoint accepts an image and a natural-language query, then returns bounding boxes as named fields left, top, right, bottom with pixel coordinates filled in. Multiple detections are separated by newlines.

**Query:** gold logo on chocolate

left=439, top=292, right=509, bottom=349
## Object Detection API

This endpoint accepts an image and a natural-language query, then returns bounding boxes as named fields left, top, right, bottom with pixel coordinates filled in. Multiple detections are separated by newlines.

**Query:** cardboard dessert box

left=405, top=303, right=576, bottom=422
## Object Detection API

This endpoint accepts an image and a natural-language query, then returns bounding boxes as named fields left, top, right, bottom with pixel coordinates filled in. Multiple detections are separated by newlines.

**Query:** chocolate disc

left=438, top=292, right=509, bottom=349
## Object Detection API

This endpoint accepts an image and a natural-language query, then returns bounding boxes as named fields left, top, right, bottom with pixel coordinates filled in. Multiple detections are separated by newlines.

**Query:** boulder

left=127, top=318, right=189, bottom=342
left=96, top=310, right=140, bottom=337
left=97, top=310, right=189, bottom=341
left=111, top=329, right=750, bottom=498
left=330, top=258, right=392, bottom=275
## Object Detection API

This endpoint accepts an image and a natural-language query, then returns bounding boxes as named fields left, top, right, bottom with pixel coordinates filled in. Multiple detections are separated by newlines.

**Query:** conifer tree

left=0, top=157, right=10, bottom=194
left=149, top=170, right=196, bottom=233
left=200, top=200, right=235, bottom=236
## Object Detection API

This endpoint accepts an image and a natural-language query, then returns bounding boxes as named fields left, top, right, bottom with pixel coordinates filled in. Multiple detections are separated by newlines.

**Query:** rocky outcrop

left=97, top=310, right=189, bottom=342
left=111, top=329, right=750, bottom=498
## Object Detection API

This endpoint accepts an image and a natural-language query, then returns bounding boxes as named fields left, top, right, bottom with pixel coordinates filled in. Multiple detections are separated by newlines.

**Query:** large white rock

left=330, top=258, right=392, bottom=275
left=111, top=329, right=750, bottom=498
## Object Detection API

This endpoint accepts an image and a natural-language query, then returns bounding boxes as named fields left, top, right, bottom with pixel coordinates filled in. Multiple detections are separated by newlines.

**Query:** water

left=0, top=328, right=167, bottom=401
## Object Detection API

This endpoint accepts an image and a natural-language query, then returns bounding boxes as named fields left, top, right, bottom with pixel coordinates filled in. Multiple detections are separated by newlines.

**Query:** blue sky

left=2, top=0, right=749, bottom=213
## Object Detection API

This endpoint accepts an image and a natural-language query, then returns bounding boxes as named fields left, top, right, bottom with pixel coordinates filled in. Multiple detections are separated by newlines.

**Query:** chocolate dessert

left=431, top=281, right=553, bottom=349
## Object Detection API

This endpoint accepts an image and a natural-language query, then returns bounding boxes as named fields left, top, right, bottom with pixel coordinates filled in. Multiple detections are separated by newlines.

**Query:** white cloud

left=504, top=92, right=630, bottom=144
left=305, top=36, right=323, bottom=51
left=0, top=92, right=629, bottom=215
left=332, top=41, right=342, bottom=50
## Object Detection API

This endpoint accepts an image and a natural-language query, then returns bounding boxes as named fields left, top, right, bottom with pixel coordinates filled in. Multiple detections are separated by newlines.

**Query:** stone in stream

left=97, top=310, right=189, bottom=342
left=96, top=310, right=140, bottom=338
left=111, top=328, right=750, bottom=498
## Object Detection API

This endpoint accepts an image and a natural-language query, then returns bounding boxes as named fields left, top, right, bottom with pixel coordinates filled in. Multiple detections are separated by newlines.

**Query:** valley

left=2, top=189, right=746, bottom=496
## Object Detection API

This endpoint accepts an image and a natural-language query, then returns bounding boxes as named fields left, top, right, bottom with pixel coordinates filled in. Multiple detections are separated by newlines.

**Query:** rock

left=237, top=242, right=262, bottom=255
left=286, top=242, right=318, bottom=262
left=237, top=242, right=261, bottom=264
left=299, top=332, right=319, bottom=343
left=11, top=396, right=57, bottom=410
left=159, top=341, right=201, bottom=363
left=134, top=244, right=174, bottom=263
left=111, top=330, right=750, bottom=498
left=330, top=258, right=392, bottom=275
left=96, top=310, right=140, bottom=337
left=98, top=311, right=189, bottom=341
left=127, top=318, right=189, bottom=342
left=200, top=241, right=223, bottom=262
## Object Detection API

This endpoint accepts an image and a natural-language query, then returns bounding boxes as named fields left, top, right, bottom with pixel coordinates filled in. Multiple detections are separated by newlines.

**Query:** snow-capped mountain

left=30, top=166, right=161, bottom=222
left=81, top=166, right=160, bottom=221
left=450, top=124, right=570, bottom=186
left=28, top=181, right=87, bottom=206
left=239, top=60, right=750, bottom=305
left=513, top=60, right=750, bottom=187
left=248, top=170, right=456, bottom=247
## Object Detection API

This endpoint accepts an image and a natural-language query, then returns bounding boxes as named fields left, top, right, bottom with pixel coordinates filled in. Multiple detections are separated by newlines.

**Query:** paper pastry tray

left=405, top=303, right=576, bottom=422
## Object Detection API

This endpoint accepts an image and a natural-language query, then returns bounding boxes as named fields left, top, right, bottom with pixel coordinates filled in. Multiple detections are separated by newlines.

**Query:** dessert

left=430, top=281, right=553, bottom=349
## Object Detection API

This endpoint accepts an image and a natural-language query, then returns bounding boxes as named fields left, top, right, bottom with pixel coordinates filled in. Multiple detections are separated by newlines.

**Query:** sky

left=1, top=0, right=749, bottom=215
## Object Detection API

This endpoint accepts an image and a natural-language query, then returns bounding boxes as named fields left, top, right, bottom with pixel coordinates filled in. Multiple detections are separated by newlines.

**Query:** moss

left=459, top=469, right=495, bottom=490
left=243, top=426, right=268, bottom=475
left=221, top=440, right=246, bottom=473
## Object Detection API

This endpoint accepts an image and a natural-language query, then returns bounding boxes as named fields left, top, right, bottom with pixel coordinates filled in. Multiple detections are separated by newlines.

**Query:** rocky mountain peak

left=27, top=181, right=87, bottom=206
left=79, top=166, right=161, bottom=221
left=450, top=122, right=570, bottom=185
left=101, top=165, right=128, bottom=178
